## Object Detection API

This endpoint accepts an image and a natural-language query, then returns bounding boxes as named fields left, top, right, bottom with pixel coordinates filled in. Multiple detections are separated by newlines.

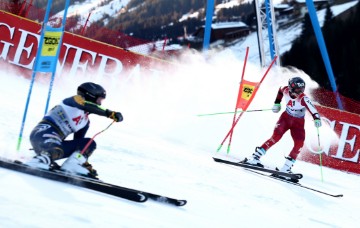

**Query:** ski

left=59, top=170, right=187, bottom=206
left=213, top=157, right=343, bottom=197
left=143, top=192, right=186, bottom=206
left=245, top=168, right=344, bottom=198
left=0, top=158, right=147, bottom=203
left=0, top=158, right=187, bottom=206
left=213, top=157, right=303, bottom=180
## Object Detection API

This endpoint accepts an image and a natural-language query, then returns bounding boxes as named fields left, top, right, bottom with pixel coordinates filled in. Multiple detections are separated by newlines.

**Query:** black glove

left=106, top=110, right=123, bottom=122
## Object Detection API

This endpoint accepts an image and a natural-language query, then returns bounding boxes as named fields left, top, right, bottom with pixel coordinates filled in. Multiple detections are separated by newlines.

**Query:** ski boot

left=272, top=156, right=298, bottom=183
left=26, top=152, right=52, bottom=170
left=241, top=147, right=266, bottom=167
left=61, top=151, right=97, bottom=179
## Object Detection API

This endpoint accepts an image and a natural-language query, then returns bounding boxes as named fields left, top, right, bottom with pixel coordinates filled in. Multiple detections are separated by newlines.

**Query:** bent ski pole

left=80, top=120, right=116, bottom=154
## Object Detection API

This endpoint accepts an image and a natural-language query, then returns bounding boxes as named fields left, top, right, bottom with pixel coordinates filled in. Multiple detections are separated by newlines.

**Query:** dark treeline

left=106, top=0, right=254, bottom=41
left=281, top=2, right=360, bottom=102
left=107, top=0, right=206, bottom=41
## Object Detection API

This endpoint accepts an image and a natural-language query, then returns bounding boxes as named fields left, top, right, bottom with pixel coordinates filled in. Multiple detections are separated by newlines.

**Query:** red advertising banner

left=301, top=105, right=360, bottom=174
left=0, top=10, right=174, bottom=80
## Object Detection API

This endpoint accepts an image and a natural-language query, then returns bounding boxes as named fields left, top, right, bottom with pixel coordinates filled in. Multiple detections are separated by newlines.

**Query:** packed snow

left=0, top=49, right=359, bottom=227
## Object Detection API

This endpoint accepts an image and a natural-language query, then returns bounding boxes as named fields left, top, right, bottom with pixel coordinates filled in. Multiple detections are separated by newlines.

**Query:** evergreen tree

left=300, top=13, right=313, bottom=39
left=324, top=3, right=334, bottom=27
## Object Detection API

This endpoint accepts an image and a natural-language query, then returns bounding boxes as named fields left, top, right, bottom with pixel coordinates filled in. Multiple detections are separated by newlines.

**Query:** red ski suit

left=261, top=86, right=320, bottom=160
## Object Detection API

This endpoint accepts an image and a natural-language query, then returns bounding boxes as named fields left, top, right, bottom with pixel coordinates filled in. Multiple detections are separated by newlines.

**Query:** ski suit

left=30, top=95, right=117, bottom=161
left=260, top=86, right=320, bottom=159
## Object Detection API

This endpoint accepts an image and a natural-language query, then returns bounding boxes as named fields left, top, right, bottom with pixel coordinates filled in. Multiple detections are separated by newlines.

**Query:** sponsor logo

left=243, top=87, right=253, bottom=94
left=44, top=36, right=60, bottom=45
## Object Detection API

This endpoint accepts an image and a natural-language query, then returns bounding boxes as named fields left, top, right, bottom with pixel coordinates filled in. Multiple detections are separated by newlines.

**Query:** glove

left=314, top=119, right=322, bottom=128
left=272, top=103, right=281, bottom=113
left=106, top=110, right=123, bottom=122
left=111, top=112, right=123, bottom=122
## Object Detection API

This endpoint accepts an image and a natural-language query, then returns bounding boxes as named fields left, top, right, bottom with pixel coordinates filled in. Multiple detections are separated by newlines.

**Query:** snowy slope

left=57, top=0, right=283, bottom=27
left=0, top=49, right=359, bottom=227
left=59, top=0, right=131, bottom=25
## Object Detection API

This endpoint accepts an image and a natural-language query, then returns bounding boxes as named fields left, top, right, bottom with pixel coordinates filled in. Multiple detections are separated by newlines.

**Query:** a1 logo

left=287, top=100, right=295, bottom=107
left=72, top=115, right=82, bottom=125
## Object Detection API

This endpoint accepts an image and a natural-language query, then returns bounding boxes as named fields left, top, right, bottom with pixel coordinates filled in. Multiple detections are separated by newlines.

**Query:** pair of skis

left=0, top=158, right=186, bottom=206
left=213, top=157, right=343, bottom=198
left=213, top=157, right=302, bottom=181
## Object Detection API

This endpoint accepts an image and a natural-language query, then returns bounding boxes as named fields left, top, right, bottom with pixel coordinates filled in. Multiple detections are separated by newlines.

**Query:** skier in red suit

left=243, top=77, right=322, bottom=175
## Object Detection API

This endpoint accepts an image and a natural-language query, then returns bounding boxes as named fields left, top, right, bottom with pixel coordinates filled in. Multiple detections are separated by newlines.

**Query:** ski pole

left=197, top=109, right=272, bottom=117
left=316, top=126, right=324, bottom=182
left=80, top=120, right=116, bottom=155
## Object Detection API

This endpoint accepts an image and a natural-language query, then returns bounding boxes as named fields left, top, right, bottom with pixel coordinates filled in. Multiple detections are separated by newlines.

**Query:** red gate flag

left=235, top=80, right=259, bottom=111
left=217, top=55, right=277, bottom=153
